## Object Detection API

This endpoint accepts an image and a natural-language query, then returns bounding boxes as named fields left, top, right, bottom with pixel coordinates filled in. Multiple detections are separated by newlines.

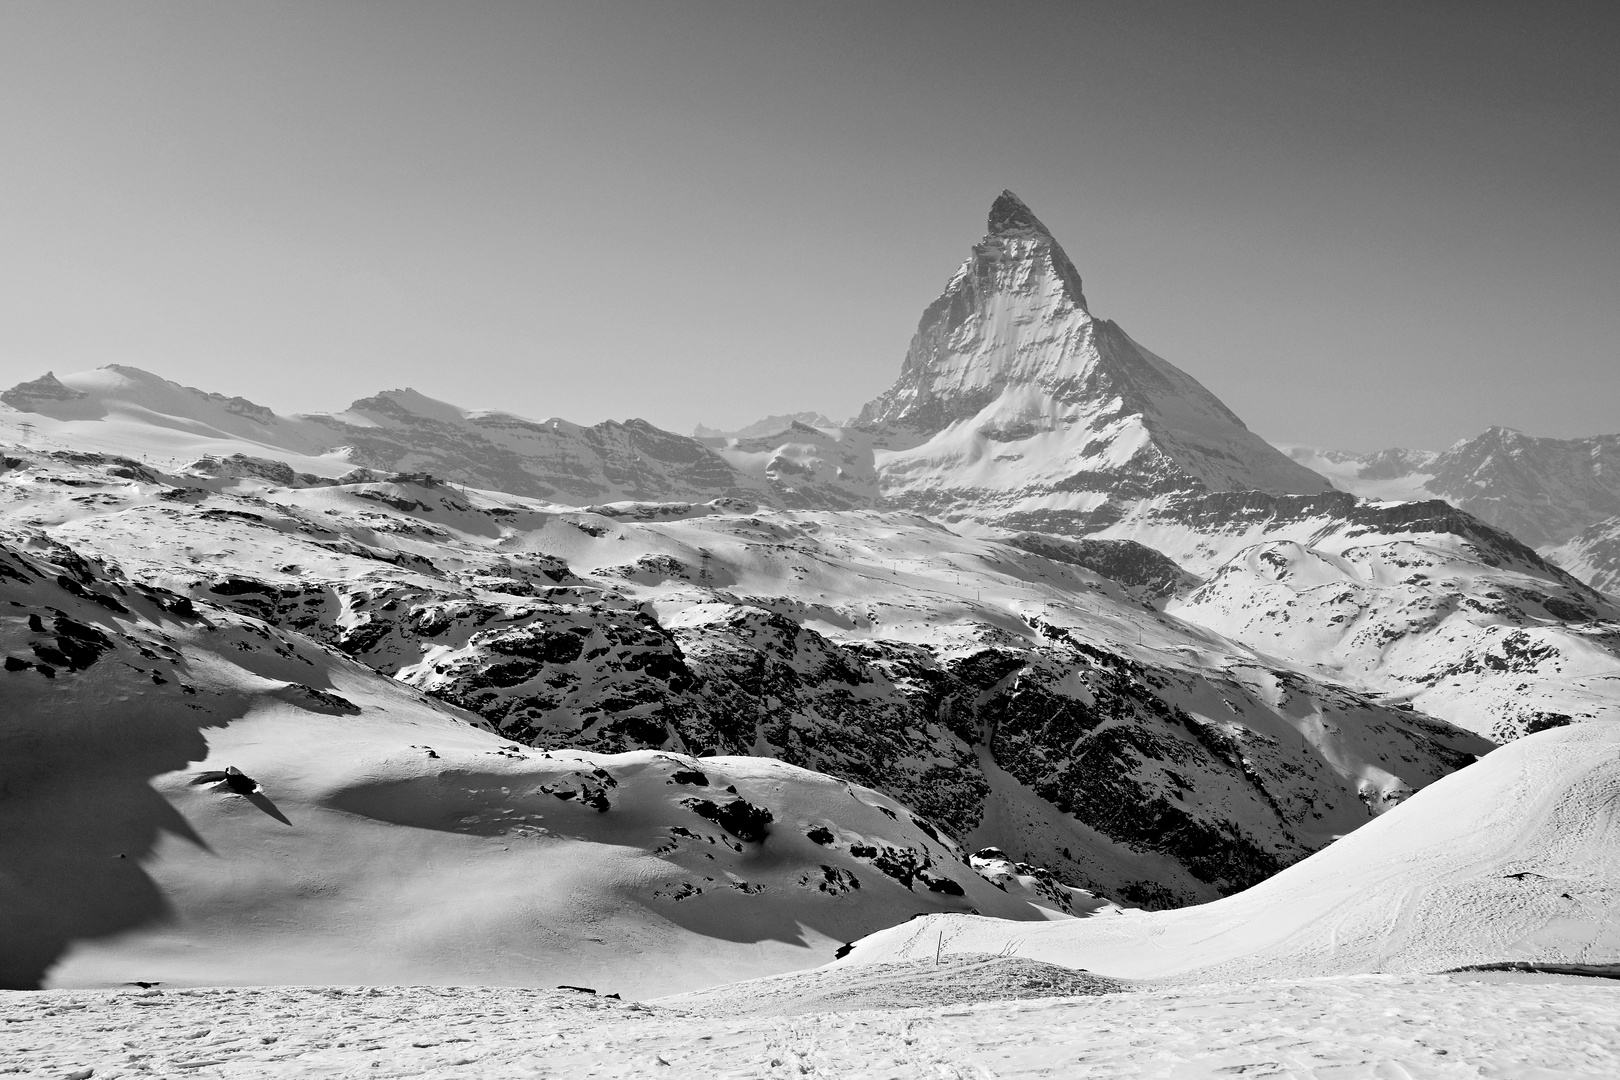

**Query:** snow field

left=5, top=974, right=1618, bottom=1078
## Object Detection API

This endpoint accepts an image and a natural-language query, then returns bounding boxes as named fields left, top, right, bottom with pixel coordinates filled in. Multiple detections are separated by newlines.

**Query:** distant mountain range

left=1287, top=428, right=1620, bottom=550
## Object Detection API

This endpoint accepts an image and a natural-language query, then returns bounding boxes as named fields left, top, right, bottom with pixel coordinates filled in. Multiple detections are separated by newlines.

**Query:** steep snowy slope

left=855, top=191, right=1331, bottom=531
left=1, top=365, right=774, bottom=506
left=1082, top=490, right=1620, bottom=740
left=0, top=447, right=1487, bottom=913
left=1287, top=427, right=1620, bottom=549
left=1550, top=516, right=1620, bottom=597
left=0, top=533, right=1061, bottom=995
left=842, top=721, right=1620, bottom=980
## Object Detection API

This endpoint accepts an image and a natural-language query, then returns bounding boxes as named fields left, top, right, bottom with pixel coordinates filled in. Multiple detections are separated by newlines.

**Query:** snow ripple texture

left=6, top=975, right=1619, bottom=1078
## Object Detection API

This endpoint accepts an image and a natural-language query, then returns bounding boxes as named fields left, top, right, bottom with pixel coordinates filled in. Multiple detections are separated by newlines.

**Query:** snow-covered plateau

left=3, top=191, right=1618, bottom=1077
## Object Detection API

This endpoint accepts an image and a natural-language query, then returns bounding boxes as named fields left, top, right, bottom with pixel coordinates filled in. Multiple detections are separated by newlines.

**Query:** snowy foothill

left=0, top=533, right=1064, bottom=996
left=839, top=722, right=1620, bottom=982
left=0, top=444, right=1491, bottom=914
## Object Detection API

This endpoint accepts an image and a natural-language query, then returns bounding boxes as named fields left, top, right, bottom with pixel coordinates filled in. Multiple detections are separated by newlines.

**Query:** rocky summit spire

left=987, top=190, right=1052, bottom=236
left=984, top=190, right=1088, bottom=309
left=854, top=190, right=1335, bottom=517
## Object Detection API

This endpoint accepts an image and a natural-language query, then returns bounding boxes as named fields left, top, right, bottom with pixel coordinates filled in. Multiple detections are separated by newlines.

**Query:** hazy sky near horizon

left=0, top=1, right=1615, bottom=451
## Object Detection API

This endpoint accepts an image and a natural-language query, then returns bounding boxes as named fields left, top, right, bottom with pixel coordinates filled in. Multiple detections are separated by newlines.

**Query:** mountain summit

left=858, top=191, right=1330, bottom=530
left=986, top=188, right=1064, bottom=240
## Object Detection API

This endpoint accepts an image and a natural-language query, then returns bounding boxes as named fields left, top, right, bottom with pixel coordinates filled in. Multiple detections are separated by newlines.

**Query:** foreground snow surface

left=5, top=974, right=1618, bottom=1078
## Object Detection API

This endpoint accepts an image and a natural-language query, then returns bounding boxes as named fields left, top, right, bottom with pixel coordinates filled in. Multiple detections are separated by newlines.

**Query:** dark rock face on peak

left=987, top=189, right=1054, bottom=237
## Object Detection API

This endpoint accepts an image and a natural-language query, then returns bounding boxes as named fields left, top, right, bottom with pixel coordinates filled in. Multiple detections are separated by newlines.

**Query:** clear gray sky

left=1, top=1, right=1615, bottom=450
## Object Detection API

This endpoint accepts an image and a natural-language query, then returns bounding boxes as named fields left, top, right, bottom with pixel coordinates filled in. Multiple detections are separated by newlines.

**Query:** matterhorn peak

left=986, top=189, right=1052, bottom=237
left=855, top=190, right=1333, bottom=524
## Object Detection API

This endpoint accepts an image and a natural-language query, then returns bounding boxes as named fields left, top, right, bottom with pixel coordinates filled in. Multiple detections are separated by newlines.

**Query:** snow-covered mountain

left=0, top=365, right=774, bottom=507
left=0, top=447, right=1487, bottom=919
left=856, top=191, right=1331, bottom=531
left=1288, top=427, right=1620, bottom=550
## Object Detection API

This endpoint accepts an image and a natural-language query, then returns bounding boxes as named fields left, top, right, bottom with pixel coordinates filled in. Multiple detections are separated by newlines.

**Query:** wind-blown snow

left=8, top=974, right=1620, bottom=1077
